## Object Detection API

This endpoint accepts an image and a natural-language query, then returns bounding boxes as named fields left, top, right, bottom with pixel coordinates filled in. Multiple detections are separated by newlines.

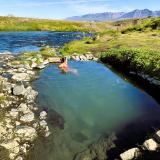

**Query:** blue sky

left=0, top=0, right=159, bottom=19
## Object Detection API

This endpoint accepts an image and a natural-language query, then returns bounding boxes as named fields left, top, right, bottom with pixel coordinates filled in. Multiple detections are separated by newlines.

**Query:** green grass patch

left=0, top=95, right=6, bottom=103
left=101, top=48, right=160, bottom=79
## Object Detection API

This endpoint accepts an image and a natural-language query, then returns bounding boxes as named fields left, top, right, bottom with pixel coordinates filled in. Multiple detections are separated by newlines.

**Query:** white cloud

left=7, top=0, right=111, bottom=7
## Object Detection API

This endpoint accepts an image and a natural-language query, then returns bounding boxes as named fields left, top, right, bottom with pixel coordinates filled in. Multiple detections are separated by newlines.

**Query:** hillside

left=0, top=16, right=92, bottom=32
left=66, top=9, right=160, bottom=22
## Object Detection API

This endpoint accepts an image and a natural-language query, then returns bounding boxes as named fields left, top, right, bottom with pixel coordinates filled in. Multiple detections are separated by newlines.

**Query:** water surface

left=0, top=31, right=90, bottom=53
left=32, top=61, right=160, bottom=160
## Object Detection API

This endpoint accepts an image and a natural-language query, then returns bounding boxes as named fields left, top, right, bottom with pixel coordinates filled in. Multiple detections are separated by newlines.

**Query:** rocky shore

left=0, top=53, right=53, bottom=160
left=0, top=51, right=97, bottom=160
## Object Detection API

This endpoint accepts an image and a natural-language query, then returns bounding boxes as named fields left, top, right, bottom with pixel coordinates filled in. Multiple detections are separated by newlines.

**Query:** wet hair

left=61, top=57, right=67, bottom=62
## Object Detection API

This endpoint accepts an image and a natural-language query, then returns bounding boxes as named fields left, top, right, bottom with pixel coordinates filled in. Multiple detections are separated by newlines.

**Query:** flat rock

left=120, top=148, right=140, bottom=160
left=48, top=57, right=61, bottom=63
left=36, top=64, right=45, bottom=69
left=12, top=73, right=31, bottom=81
left=20, top=112, right=35, bottom=123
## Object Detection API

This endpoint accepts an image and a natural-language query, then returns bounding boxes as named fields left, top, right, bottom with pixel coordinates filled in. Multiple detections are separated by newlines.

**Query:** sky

left=0, top=0, right=159, bottom=19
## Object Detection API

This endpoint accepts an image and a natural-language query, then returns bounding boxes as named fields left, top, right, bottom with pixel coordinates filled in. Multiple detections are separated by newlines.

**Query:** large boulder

left=12, top=73, right=31, bottom=81
left=143, top=139, right=159, bottom=151
left=120, top=148, right=140, bottom=160
left=15, top=126, right=37, bottom=141
left=20, top=112, right=35, bottom=123
left=13, top=85, right=26, bottom=96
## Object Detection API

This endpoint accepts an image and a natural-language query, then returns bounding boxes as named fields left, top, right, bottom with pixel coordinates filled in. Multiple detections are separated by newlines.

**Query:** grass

left=101, top=48, right=160, bottom=79
left=0, top=95, right=6, bottom=103
left=0, top=16, right=94, bottom=32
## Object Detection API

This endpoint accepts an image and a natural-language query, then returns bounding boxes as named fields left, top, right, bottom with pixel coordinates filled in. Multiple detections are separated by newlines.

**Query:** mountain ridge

left=66, top=9, right=160, bottom=21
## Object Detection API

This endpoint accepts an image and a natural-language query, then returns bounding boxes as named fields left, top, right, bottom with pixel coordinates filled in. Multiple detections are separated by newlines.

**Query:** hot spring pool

left=31, top=60, right=160, bottom=160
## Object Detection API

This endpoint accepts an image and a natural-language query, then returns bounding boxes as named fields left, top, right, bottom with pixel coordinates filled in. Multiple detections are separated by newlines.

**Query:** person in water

left=59, top=57, right=78, bottom=75
left=59, top=57, right=68, bottom=69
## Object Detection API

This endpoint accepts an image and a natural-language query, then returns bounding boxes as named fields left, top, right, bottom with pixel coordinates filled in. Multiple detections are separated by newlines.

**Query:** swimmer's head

left=61, top=57, right=67, bottom=63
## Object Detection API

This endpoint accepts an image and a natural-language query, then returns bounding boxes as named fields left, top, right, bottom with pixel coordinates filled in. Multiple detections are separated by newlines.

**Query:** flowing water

left=32, top=61, right=160, bottom=160
left=0, top=31, right=90, bottom=53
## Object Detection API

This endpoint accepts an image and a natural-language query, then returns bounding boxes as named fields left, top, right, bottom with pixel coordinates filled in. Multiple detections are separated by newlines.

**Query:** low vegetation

left=101, top=48, right=160, bottom=78
left=0, top=16, right=94, bottom=32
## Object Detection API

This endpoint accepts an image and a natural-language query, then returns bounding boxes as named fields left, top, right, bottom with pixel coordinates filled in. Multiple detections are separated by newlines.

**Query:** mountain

left=66, top=9, right=160, bottom=22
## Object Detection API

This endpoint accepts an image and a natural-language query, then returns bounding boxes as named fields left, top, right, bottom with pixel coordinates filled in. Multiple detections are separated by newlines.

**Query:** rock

left=36, top=64, right=45, bottom=69
left=120, top=148, right=140, bottom=160
left=15, top=156, right=23, bottom=160
left=31, top=62, right=37, bottom=68
left=15, top=126, right=37, bottom=141
left=17, top=68, right=26, bottom=73
left=20, top=112, right=35, bottom=123
left=39, top=111, right=47, bottom=120
left=0, top=140, right=19, bottom=154
left=79, top=55, right=87, bottom=61
left=154, top=130, right=160, bottom=142
left=13, top=84, right=26, bottom=96
left=15, top=121, right=21, bottom=126
left=20, top=143, right=29, bottom=154
left=23, top=86, right=38, bottom=103
left=44, top=131, right=51, bottom=137
left=143, top=139, right=159, bottom=151
left=85, top=54, right=94, bottom=60
left=9, top=153, right=17, bottom=160
left=18, top=103, right=31, bottom=114
left=48, top=57, right=61, bottom=63
left=93, top=57, right=98, bottom=61
left=0, top=123, right=7, bottom=139
left=39, top=120, right=47, bottom=128
left=12, top=73, right=31, bottom=81
left=43, top=60, right=49, bottom=65
left=72, top=55, right=80, bottom=61
left=9, top=109, right=19, bottom=119
left=24, top=63, right=32, bottom=70
left=26, top=70, right=35, bottom=75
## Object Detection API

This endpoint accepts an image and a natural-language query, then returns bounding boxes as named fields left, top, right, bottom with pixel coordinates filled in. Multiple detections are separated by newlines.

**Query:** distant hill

left=66, top=9, right=160, bottom=22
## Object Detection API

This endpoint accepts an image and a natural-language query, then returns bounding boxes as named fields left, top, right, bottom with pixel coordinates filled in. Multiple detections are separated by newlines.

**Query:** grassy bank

left=101, top=48, right=160, bottom=79
left=60, top=17, right=160, bottom=80
left=0, top=16, right=94, bottom=32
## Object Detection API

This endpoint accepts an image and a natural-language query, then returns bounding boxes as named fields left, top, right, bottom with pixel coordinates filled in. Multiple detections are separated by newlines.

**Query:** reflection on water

left=0, top=31, right=90, bottom=53
left=32, top=61, right=160, bottom=160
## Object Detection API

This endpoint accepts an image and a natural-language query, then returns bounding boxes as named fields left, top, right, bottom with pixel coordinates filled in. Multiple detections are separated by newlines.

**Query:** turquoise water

left=32, top=60, right=160, bottom=160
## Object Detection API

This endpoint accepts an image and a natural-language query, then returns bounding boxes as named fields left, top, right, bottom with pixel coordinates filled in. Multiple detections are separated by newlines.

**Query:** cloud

left=6, top=0, right=111, bottom=7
